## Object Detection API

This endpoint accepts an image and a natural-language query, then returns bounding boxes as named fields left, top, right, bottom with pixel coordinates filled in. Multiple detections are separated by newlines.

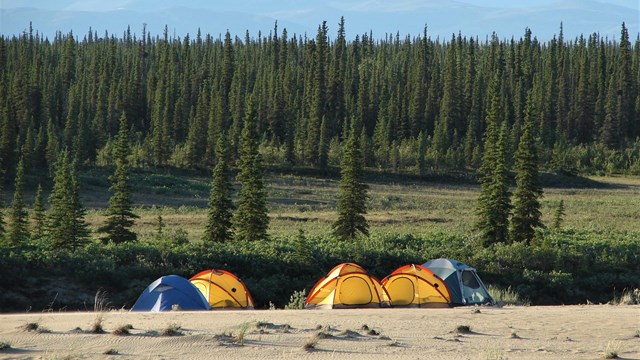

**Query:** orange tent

left=305, top=263, right=391, bottom=309
left=382, top=264, right=452, bottom=308
left=190, top=269, right=255, bottom=309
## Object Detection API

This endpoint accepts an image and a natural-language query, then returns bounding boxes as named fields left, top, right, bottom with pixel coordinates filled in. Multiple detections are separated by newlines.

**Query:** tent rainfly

left=190, top=269, right=255, bottom=309
left=305, top=263, right=391, bottom=309
left=382, top=264, right=452, bottom=308
left=422, top=258, right=494, bottom=306
left=131, top=275, right=211, bottom=312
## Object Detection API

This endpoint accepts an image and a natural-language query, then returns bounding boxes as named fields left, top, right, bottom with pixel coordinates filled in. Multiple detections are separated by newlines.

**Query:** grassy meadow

left=75, top=168, right=640, bottom=240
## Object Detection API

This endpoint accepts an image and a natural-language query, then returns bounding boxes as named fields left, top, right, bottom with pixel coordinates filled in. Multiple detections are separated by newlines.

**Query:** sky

left=0, top=0, right=638, bottom=41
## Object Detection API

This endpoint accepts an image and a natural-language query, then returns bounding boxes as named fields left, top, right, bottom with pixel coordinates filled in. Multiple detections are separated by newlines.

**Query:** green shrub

left=284, top=289, right=307, bottom=309
left=487, top=285, right=530, bottom=306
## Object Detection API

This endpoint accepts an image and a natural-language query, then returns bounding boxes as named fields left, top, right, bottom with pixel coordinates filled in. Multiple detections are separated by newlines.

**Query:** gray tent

left=422, top=258, right=494, bottom=306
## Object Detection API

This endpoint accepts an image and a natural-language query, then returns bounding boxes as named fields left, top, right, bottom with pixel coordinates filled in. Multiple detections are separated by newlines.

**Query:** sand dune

left=0, top=305, right=638, bottom=359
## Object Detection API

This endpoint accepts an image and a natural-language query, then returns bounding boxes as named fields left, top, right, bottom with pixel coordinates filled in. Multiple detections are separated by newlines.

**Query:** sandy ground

left=0, top=305, right=638, bottom=359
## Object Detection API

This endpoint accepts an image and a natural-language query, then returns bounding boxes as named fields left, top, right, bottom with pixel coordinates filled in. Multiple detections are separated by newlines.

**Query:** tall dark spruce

left=99, top=113, right=138, bottom=244
left=475, top=75, right=512, bottom=246
left=333, top=120, right=369, bottom=240
left=232, top=97, right=269, bottom=242
left=510, top=91, right=545, bottom=244
left=46, top=151, right=90, bottom=249
left=6, top=158, right=28, bottom=246
left=203, top=132, right=234, bottom=243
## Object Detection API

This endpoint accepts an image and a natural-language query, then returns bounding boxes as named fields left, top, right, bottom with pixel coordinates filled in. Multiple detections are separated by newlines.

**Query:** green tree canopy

left=203, top=132, right=234, bottom=243
left=99, top=112, right=138, bottom=244
left=46, top=151, right=90, bottom=249
left=510, top=91, right=545, bottom=244
left=232, top=97, right=269, bottom=242
left=6, top=158, right=28, bottom=246
left=333, top=120, right=369, bottom=240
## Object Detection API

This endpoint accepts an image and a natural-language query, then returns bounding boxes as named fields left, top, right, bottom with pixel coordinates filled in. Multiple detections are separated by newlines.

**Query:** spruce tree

left=439, top=37, right=461, bottom=141
left=0, top=105, right=15, bottom=173
left=99, top=113, right=138, bottom=244
left=318, top=117, right=329, bottom=170
left=307, top=21, right=329, bottom=166
left=510, top=92, right=544, bottom=244
left=203, top=132, right=234, bottom=243
left=69, top=158, right=91, bottom=247
left=232, top=98, right=269, bottom=242
left=617, top=23, right=634, bottom=137
left=475, top=75, right=512, bottom=246
left=7, top=158, right=28, bottom=246
left=332, top=121, right=369, bottom=240
left=32, top=184, right=46, bottom=239
left=47, top=151, right=90, bottom=249
left=0, top=164, right=4, bottom=242
left=553, top=199, right=565, bottom=229
left=490, top=123, right=513, bottom=244
left=45, top=118, right=59, bottom=175
left=156, top=215, right=164, bottom=237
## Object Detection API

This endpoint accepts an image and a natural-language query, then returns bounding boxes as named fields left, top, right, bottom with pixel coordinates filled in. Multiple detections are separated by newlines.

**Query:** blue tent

left=131, top=275, right=211, bottom=312
left=422, top=258, right=494, bottom=306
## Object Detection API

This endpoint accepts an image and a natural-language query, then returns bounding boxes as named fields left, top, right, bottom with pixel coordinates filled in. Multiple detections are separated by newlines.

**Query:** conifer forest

left=1, top=20, right=639, bottom=176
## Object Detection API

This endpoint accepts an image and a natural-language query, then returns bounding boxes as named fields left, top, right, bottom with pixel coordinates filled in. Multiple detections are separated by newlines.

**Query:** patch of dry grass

left=22, top=321, right=50, bottom=333
left=453, top=325, right=472, bottom=334
left=302, top=332, right=321, bottom=351
left=112, top=324, right=133, bottom=336
left=160, top=323, right=182, bottom=336
left=103, top=348, right=119, bottom=355
left=90, top=314, right=105, bottom=334
left=603, top=341, right=622, bottom=359
left=234, top=322, right=251, bottom=345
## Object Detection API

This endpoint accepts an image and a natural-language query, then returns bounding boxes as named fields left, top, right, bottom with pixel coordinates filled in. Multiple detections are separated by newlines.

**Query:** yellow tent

left=382, top=264, right=452, bottom=308
left=305, top=263, right=391, bottom=309
left=190, top=269, right=255, bottom=309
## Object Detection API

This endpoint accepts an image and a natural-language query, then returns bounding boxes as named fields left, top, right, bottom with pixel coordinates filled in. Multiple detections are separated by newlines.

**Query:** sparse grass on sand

left=302, top=332, right=321, bottom=351
left=453, top=325, right=472, bottom=334
left=112, top=324, right=133, bottom=336
left=22, top=321, right=50, bottom=333
left=0, top=341, right=11, bottom=350
left=336, top=329, right=360, bottom=338
left=90, top=314, right=105, bottom=334
left=603, top=340, right=622, bottom=359
left=234, top=322, right=252, bottom=345
left=160, top=323, right=182, bottom=337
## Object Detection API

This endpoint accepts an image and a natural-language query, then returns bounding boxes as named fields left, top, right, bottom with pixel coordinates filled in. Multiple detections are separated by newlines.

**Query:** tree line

left=0, top=20, right=639, bottom=178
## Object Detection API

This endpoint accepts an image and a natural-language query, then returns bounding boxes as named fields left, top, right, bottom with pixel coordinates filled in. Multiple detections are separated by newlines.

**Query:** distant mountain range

left=1, top=0, right=637, bottom=41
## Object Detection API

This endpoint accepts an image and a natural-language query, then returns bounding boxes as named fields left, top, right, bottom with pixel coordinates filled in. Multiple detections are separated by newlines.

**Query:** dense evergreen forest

left=1, top=20, right=639, bottom=178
